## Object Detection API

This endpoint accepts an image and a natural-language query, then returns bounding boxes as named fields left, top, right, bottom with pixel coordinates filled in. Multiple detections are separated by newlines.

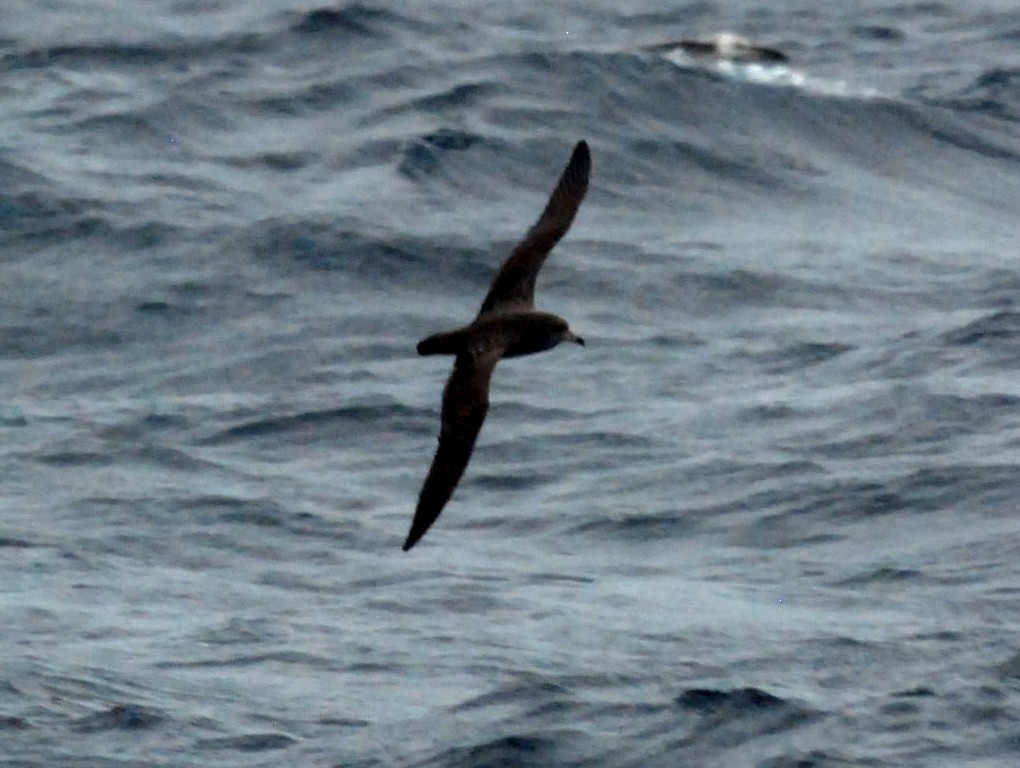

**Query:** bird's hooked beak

left=566, top=330, right=585, bottom=347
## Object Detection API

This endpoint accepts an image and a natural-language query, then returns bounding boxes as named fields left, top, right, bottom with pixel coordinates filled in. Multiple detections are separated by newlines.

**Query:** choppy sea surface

left=2, top=1, right=1020, bottom=765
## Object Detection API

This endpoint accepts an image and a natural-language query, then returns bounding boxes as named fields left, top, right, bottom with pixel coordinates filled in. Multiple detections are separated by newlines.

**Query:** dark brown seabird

left=402, top=140, right=591, bottom=551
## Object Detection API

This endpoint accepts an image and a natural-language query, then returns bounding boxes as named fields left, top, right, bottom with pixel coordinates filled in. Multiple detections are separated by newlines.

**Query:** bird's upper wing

left=477, top=140, right=590, bottom=318
left=403, top=345, right=501, bottom=551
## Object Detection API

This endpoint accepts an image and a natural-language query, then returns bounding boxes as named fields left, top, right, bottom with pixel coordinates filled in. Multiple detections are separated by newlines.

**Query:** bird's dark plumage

left=478, top=141, right=591, bottom=317
left=403, top=141, right=590, bottom=551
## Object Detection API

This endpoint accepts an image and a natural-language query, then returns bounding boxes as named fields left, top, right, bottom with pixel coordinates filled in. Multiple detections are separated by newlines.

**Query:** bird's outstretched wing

left=403, top=347, right=501, bottom=551
left=477, top=140, right=590, bottom=318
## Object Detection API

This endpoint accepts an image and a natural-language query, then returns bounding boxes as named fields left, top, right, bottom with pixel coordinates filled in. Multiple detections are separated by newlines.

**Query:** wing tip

left=572, top=139, right=591, bottom=174
left=563, top=140, right=591, bottom=200
left=402, top=506, right=435, bottom=552
left=402, top=528, right=422, bottom=552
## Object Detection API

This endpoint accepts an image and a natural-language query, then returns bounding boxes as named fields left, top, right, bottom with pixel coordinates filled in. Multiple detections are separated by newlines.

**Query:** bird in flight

left=403, top=140, right=591, bottom=551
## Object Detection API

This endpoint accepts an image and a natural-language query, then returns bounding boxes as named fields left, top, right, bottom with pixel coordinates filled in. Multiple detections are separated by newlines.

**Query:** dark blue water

left=2, top=1, right=1019, bottom=766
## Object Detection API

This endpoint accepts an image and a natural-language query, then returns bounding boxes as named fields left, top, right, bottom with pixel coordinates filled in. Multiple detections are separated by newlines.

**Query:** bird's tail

left=417, top=328, right=468, bottom=356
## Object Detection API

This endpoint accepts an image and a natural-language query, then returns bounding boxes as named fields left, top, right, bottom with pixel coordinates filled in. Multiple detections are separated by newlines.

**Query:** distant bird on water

left=403, top=140, right=591, bottom=551
left=648, top=32, right=788, bottom=64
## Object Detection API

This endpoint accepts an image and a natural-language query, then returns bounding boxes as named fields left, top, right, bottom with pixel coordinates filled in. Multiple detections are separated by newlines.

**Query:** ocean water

left=2, top=0, right=1020, bottom=765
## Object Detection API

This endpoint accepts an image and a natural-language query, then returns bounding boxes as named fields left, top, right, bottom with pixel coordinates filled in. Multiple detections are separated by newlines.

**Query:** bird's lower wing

left=403, top=352, right=498, bottom=551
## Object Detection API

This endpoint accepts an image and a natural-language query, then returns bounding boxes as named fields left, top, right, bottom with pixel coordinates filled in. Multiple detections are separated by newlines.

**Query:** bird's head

left=547, top=315, right=584, bottom=348
left=562, top=328, right=585, bottom=347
